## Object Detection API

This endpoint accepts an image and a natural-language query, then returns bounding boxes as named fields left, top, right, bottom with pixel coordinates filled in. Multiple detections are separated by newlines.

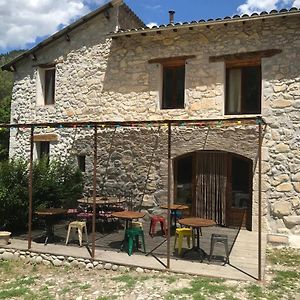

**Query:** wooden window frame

left=225, top=59, right=261, bottom=115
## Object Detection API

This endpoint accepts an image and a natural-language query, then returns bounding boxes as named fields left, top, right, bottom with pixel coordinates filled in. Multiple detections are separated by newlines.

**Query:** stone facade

left=7, top=3, right=300, bottom=237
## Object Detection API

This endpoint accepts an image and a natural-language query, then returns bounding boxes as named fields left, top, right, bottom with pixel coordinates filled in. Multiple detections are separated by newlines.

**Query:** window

left=36, top=141, right=50, bottom=161
left=44, top=68, right=56, bottom=105
left=77, top=155, right=86, bottom=172
left=162, top=63, right=185, bottom=109
left=36, top=65, right=56, bottom=105
left=225, top=64, right=261, bottom=115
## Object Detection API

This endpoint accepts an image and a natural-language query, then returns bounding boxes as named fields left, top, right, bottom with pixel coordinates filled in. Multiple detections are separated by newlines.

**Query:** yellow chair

left=174, top=227, right=193, bottom=255
left=66, top=221, right=89, bottom=247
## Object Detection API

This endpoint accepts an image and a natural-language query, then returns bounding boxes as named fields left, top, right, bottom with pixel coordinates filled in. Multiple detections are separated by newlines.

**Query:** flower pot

left=0, top=231, right=11, bottom=246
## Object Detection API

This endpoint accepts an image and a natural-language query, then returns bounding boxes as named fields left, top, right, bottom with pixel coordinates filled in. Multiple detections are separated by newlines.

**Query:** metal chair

left=209, top=234, right=230, bottom=264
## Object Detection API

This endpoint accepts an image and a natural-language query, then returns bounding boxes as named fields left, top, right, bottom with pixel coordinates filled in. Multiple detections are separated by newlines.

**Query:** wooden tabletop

left=111, top=211, right=145, bottom=220
left=161, top=204, right=189, bottom=210
left=35, top=208, right=67, bottom=216
left=78, top=197, right=125, bottom=205
left=179, top=217, right=216, bottom=228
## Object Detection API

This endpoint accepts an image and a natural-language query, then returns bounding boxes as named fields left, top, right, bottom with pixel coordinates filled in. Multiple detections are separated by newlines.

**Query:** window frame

left=225, top=59, right=262, bottom=115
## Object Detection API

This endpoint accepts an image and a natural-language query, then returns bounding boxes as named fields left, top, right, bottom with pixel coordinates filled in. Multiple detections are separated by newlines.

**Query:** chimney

left=169, top=10, right=175, bottom=24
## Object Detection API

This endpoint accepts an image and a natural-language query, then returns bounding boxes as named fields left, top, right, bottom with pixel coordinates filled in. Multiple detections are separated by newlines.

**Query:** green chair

left=124, top=227, right=146, bottom=256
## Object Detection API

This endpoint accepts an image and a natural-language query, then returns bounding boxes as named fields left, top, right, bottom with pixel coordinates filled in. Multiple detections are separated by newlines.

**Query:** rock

left=119, top=266, right=127, bottom=272
left=43, top=260, right=51, bottom=266
left=35, top=256, right=43, bottom=264
left=96, top=264, right=103, bottom=270
left=112, top=265, right=118, bottom=271
left=104, top=263, right=112, bottom=270
left=275, top=143, right=290, bottom=153
left=293, top=182, right=300, bottom=193
left=52, top=259, right=63, bottom=267
left=283, top=216, right=300, bottom=228
left=142, top=194, right=158, bottom=208
left=136, top=267, right=144, bottom=273
left=272, top=201, right=292, bottom=217
left=2, top=252, right=14, bottom=260
left=267, top=233, right=289, bottom=244
left=276, top=183, right=293, bottom=192
left=86, top=263, right=94, bottom=269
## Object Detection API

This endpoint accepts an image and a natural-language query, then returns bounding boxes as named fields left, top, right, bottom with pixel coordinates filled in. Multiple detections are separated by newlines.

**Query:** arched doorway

left=174, top=150, right=253, bottom=230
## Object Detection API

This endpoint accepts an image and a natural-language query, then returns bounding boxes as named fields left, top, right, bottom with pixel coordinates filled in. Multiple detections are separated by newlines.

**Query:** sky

left=0, top=0, right=299, bottom=54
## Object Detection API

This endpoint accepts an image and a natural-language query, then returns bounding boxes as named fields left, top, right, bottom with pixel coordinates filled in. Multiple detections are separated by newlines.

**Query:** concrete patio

left=6, top=219, right=267, bottom=281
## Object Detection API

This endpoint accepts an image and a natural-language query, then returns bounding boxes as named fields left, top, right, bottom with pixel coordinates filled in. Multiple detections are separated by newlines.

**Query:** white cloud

left=146, top=22, right=158, bottom=28
left=0, top=0, right=109, bottom=51
left=237, top=0, right=299, bottom=14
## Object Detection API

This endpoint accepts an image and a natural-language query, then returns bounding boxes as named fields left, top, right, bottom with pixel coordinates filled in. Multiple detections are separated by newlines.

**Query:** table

left=111, top=211, right=145, bottom=229
left=35, top=208, right=67, bottom=245
left=178, top=217, right=216, bottom=262
left=111, top=211, right=146, bottom=250
left=77, top=196, right=126, bottom=205
left=160, top=204, right=189, bottom=227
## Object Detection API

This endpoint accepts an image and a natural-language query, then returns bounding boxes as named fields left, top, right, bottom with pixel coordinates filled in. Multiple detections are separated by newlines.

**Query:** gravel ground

left=0, top=247, right=299, bottom=300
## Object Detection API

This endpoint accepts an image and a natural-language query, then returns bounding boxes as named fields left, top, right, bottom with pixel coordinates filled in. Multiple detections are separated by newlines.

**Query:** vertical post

left=258, top=122, right=262, bottom=281
left=167, top=122, right=171, bottom=269
left=92, top=124, right=98, bottom=259
left=28, top=126, right=34, bottom=249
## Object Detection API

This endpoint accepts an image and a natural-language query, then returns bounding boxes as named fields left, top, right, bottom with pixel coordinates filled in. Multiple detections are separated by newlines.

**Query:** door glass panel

left=231, top=156, right=250, bottom=208
left=175, top=155, right=193, bottom=205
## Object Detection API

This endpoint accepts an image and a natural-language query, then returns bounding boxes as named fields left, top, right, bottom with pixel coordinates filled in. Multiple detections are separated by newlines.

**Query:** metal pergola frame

left=0, top=116, right=265, bottom=280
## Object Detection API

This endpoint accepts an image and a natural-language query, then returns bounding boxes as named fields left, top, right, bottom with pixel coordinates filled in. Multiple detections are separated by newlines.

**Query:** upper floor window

left=148, top=55, right=195, bottom=110
left=225, top=64, right=261, bottom=115
left=36, top=65, right=56, bottom=106
left=162, top=62, right=185, bottom=109
left=44, top=68, right=56, bottom=105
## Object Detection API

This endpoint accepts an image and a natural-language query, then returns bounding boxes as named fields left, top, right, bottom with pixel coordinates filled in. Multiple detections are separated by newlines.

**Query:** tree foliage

left=0, top=50, right=25, bottom=161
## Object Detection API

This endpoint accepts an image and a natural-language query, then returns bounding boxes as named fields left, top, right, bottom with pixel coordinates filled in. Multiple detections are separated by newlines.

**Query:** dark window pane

left=162, top=65, right=185, bottom=109
left=243, top=66, right=261, bottom=114
left=37, top=141, right=50, bottom=163
left=225, top=65, right=261, bottom=115
left=44, top=69, right=55, bottom=105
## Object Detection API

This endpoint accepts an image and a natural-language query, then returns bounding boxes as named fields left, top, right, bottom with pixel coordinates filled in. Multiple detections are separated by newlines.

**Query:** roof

left=1, top=1, right=145, bottom=71
left=108, top=7, right=300, bottom=37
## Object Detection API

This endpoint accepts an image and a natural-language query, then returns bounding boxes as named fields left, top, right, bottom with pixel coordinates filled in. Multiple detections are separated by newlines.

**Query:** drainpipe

left=169, top=10, right=175, bottom=24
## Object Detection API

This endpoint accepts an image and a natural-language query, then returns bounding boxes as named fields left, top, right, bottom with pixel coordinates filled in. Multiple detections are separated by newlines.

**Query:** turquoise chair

left=124, top=227, right=146, bottom=256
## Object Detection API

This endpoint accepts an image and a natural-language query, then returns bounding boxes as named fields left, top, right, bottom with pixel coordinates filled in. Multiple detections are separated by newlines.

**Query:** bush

left=0, top=158, right=84, bottom=231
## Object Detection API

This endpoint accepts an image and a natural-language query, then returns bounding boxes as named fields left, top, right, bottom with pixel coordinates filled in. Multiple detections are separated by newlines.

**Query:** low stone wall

left=0, top=248, right=149, bottom=274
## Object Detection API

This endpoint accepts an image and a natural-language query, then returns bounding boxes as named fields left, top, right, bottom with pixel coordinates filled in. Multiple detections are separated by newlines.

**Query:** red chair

left=149, top=215, right=167, bottom=237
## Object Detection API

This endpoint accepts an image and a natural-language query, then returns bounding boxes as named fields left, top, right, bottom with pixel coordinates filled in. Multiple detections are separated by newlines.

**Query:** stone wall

left=8, top=11, right=300, bottom=235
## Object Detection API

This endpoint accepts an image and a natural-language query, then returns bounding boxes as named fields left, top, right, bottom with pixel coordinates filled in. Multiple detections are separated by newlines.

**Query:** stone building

left=2, top=1, right=300, bottom=242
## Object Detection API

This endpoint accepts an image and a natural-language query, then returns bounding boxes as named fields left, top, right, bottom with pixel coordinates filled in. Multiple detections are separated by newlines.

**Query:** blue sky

left=0, top=0, right=299, bottom=54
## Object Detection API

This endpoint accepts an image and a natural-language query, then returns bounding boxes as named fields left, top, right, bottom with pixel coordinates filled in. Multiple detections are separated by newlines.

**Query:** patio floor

left=9, top=218, right=266, bottom=281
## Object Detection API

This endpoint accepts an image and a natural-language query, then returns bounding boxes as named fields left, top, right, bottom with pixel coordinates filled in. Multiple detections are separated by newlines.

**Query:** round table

left=178, top=217, right=216, bottom=261
left=35, top=208, right=67, bottom=245
left=160, top=204, right=189, bottom=227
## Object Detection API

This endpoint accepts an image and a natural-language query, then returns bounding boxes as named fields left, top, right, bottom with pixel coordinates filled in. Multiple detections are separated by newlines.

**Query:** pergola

left=0, top=116, right=265, bottom=280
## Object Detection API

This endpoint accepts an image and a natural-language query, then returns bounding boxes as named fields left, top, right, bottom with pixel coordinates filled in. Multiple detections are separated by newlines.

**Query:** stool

left=209, top=234, right=230, bottom=264
left=149, top=215, right=167, bottom=237
left=124, top=227, right=146, bottom=256
left=174, top=227, right=193, bottom=256
left=66, top=221, right=89, bottom=247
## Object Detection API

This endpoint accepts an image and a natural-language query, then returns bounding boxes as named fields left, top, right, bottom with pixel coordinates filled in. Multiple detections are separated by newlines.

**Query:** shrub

left=0, top=158, right=84, bottom=231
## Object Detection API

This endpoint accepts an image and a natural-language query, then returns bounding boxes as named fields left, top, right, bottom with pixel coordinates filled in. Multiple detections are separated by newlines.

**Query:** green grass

left=267, top=248, right=300, bottom=267
left=165, top=277, right=236, bottom=300
left=112, top=274, right=150, bottom=290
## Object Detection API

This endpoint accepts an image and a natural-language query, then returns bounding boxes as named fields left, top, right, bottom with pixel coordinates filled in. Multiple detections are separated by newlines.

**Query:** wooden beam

left=148, top=55, right=196, bottom=65
left=33, top=133, right=59, bottom=142
left=209, top=49, right=282, bottom=63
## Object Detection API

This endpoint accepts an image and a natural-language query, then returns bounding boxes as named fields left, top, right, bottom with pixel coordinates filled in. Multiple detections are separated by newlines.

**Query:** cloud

left=146, top=22, right=158, bottom=28
left=237, top=0, right=299, bottom=14
left=0, top=0, right=109, bottom=52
